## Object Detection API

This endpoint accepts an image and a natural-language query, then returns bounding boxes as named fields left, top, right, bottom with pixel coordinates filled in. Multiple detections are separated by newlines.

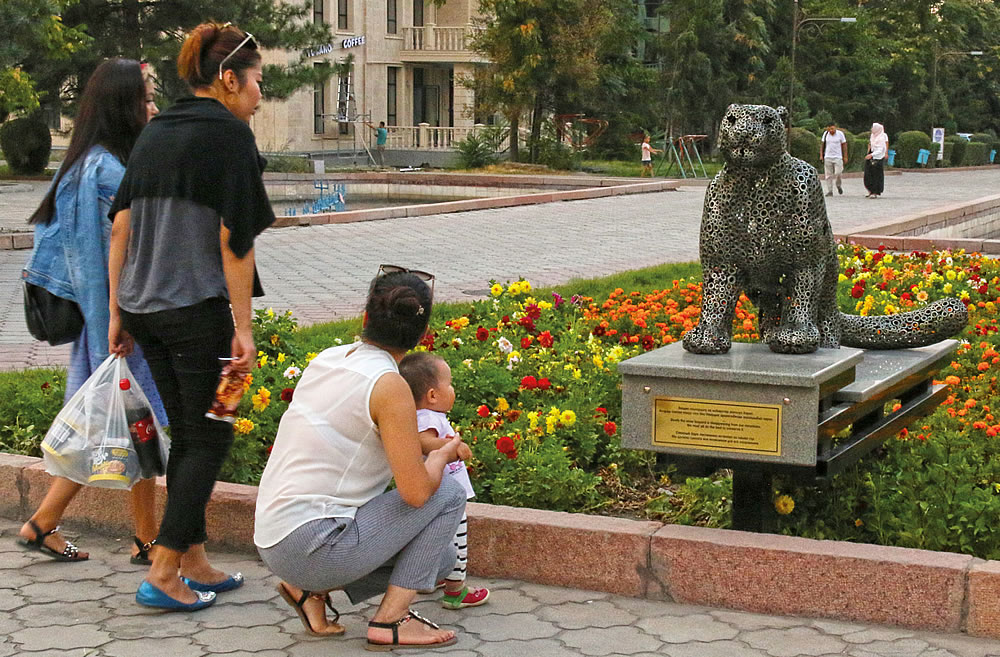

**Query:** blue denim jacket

left=23, top=146, right=120, bottom=340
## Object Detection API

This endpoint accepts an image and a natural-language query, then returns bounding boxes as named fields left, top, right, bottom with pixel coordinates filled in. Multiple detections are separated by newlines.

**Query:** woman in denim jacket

left=18, top=59, right=167, bottom=564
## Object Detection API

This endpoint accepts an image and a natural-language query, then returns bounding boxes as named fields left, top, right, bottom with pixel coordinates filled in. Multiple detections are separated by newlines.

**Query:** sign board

left=303, top=35, right=365, bottom=58
left=933, top=127, right=945, bottom=160
left=652, top=397, right=781, bottom=456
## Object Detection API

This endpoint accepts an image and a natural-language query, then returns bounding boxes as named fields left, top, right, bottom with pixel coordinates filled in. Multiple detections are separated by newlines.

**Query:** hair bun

left=387, top=287, right=422, bottom=317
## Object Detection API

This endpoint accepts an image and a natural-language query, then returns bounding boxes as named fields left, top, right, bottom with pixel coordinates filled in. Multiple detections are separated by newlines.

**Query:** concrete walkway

left=1, top=169, right=999, bottom=370
left=2, top=518, right=999, bottom=656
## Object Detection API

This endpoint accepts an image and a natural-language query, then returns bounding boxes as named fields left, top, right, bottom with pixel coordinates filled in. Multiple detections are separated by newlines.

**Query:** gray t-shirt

left=118, top=196, right=229, bottom=313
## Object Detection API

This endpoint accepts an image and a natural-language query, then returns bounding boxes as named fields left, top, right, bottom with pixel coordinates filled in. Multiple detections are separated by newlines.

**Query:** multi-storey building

left=252, top=0, right=485, bottom=155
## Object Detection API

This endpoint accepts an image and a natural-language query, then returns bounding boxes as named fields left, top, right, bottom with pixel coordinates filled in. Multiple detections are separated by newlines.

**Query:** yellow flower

left=548, top=406, right=561, bottom=417
left=774, top=495, right=795, bottom=515
left=883, top=254, right=893, bottom=264
left=946, top=270, right=956, bottom=280
left=266, top=307, right=275, bottom=319
left=855, top=518, right=864, bottom=527
left=258, top=354, right=268, bottom=367
left=593, top=355, right=604, bottom=368
left=507, top=350, right=520, bottom=362
left=491, top=283, right=503, bottom=297
left=455, top=317, right=470, bottom=329
left=496, top=397, right=510, bottom=412
left=521, top=279, right=532, bottom=292
left=234, top=418, right=255, bottom=434
left=943, top=283, right=953, bottom=294
left=838, top=274, right=848, bottom=282
left=243, top=373, right=253, bottom=391
left=277, top=353, right=286, bottom=363
left=523, top=297, right=536, bottom=306
left=306, top=352, right=318, bottom=362
left=560, top=410, right=577, bottom=426
left=884, top=304, right=897, bottom=314
left=537, top=301, right=552, bottom=310
left=572, top=368, right=582, bottom=379
left=546, top=415, right=557, bottom=434
left=527, top=411, right=539, bottom=429
left=257, top=350, right=264, bottom=357
left=270, top=334, right=280, bottom=346
left=252, top=387, right=272, bottom=412
left=508, top=282, right=521, bottom=295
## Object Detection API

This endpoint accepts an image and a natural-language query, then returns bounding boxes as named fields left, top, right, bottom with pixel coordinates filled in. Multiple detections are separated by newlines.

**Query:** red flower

left=603, top=421, right=617, bottom=436
left=477, top=404, right=490, bottom=417
left=518, top=315, right=536, bottom=332
left=495, top=436, right=515, bottom=454
left=505, top=449, right=518, bottom=460
left=281, top=388, right=294, bottom=403
left=525, top=304, right=541, bottom=320
left=267, top=444, right=274, bottom=455
left=476, top=326, right=489, bottom=341
left=595, top=407, right=608, bottom=415
left=850, top=285, right=864, bottom=299
left=501, top=315, right=510, bottom=324
left=420, top=332, right=436, bottom=350
left=521, top=375, right=538, bottom=389
left=641, top=335, right=655, bottom=351
left=40, top=381, right=50, bottom=390
left=537, top=377, right=551, bottom=390
left=592, top=325, right=606, bottom=337
left=537, top=331, right=554, bottom=348
left=521, top=336, right=533, bottom=349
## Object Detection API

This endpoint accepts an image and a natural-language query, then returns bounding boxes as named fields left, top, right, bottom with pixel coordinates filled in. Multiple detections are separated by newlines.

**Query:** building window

left=313, top=63, right=328, bottom=134
left=413, top=0, right=423, bottom=27
left=313, top=0, right=323, bottom=25
left=387, top=0, right=397, bottom=34
left=387, top=67, right=398, bottom=126
left=338, top=0, right=348, bottom=29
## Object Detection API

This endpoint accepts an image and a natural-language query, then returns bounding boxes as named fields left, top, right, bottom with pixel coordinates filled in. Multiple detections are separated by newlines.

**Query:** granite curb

left=3, top=451, right=999, bottom=639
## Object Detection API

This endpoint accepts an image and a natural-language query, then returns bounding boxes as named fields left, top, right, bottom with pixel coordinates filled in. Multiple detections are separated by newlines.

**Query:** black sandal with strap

left=366, top=609, right=457, bottom=652
left=16, top=521, right=88, bottom=562
left=130, top=537, right=156, bottom=565
left=276, top=582, right=344, bottom=637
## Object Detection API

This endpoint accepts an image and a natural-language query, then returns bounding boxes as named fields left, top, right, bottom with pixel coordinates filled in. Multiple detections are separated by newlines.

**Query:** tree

left=18, top=0, right=340, bottom=117
left=0, top=0, right=90, bottom=120
left=470, top=0, right=641, bottom=162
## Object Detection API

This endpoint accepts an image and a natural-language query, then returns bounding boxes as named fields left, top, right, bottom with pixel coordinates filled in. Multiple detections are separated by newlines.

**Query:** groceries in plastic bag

left=41, top=354, right=170, bottom=489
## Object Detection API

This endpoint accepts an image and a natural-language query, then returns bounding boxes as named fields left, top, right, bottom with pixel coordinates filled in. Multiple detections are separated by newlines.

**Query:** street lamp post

left=930, top=48, right=984, bottom=128
left=788, top=0, right=856, bottom=127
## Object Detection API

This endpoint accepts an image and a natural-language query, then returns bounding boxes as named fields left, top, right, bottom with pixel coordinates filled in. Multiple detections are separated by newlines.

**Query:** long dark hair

left=28, top=58, right=147, bottom=225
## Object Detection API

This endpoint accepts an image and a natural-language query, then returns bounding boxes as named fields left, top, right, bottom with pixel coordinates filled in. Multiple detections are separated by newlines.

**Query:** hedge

left=896, top=130, right=931, bottom=168
left=789, top=127, right=821, bottom=169
left=965, top=142, right=989, bottom=166
left=949, top=138, right=967, bottom=167
left=0, top=115, right=50, bottom=175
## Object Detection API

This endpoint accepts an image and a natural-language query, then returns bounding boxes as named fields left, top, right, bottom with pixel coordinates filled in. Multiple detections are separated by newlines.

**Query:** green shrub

left=942, top=141, right=954, bottom=167
left=0, top=114, right=51, bottom=175
left=265, top=154, right=312, bottom=173
left=788, top=127, right=821, bottom=169
left=456, top=131, right=498, bottom=169
left=949, top=138, right=968, bottom=167
left=793, top=117, right=821, bottom=135
left=534, top=136, right=578, bottom=171
left=965, top=142, right=989, bottom=166
left=971, top=133, right=995, bottom=150
left=928, top=142, right=941, bottom=168
left=895, top=130, right=931, bottom=168
left=848, top=139, right=867, bottom=171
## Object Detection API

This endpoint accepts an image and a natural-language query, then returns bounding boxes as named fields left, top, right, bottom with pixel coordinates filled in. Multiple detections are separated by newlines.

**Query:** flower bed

left=6, top=246, right=1000, bottom=558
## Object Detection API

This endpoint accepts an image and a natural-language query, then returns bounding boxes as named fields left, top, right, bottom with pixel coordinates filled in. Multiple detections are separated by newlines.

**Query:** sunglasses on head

left=377, top=264, right=435, bottom=300
left=218, top=23, right=256, bottom=81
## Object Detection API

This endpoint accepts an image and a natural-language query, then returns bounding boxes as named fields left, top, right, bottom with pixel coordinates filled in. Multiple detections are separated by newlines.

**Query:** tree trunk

left=120, top=0, right=142, bottom=60
left=508, top=114, right=519, bottom=162
left=530, top=93, right=544, bottom=163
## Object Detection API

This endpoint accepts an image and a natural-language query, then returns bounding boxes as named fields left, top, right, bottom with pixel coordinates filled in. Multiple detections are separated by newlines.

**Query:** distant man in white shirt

left=820, top=123, right=848, bottom=196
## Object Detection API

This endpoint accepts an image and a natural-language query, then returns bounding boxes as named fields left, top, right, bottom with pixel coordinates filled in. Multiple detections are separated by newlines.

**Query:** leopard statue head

left=717, top=104, right=789, bottom=168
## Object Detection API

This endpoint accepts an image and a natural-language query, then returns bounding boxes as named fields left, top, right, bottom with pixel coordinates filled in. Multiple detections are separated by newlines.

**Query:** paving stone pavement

left=2, top=519, right=999, bottom=656
left=2, top=169, right=999, bottom=371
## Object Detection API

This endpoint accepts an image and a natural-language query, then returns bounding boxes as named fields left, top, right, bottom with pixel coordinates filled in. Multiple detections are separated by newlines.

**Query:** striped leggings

left=258, top=477, right=466, bottom=604
left=446, top=512, right=468, bottom=582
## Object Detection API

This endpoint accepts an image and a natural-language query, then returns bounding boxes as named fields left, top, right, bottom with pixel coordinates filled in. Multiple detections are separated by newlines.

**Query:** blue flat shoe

left=136, top=580, right=216, bottom=611
left=183, top=572, right=244, bottom=594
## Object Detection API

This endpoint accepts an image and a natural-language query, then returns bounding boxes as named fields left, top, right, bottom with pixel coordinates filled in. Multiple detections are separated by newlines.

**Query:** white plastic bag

left=41, top=355, right=169, bottom=490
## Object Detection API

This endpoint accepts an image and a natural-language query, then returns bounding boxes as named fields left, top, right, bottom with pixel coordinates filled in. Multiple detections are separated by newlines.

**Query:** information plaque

left=652, top=397, right=782, bottom=456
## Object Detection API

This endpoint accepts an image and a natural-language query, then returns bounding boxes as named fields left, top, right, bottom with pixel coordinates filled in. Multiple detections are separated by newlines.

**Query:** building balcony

left=400, top=25, right=487, bottom=63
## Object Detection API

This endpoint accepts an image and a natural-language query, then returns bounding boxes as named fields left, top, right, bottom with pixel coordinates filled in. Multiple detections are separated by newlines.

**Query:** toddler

left=399, top=352, right=490, bottom=609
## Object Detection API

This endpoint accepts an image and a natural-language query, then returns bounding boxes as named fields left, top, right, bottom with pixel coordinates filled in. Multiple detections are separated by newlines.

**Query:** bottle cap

left=119, top=378, right=131, bottom=390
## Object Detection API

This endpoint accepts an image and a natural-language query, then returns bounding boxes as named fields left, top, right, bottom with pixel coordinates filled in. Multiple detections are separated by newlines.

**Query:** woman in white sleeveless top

left=255, top=269, right=465, bottom=650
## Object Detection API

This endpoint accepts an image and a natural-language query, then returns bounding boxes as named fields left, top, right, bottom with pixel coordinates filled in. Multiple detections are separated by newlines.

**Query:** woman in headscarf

left=864, top=123, right=889, bottom=199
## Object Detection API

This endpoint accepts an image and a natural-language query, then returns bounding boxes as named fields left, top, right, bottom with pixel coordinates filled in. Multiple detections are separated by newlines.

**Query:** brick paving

left=1, top=169, right=999, bottom=370
left=2, top=519, right=999, bottom=656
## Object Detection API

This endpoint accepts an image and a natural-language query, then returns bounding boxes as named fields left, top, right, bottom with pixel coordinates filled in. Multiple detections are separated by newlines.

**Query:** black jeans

left=121, top=297, right=234, bottom=552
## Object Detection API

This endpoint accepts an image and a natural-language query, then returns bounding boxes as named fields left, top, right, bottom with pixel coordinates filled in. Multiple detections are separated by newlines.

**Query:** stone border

left=2, top=451, right=998, bottom=638
left=835, top=192, right=1000, bottom=254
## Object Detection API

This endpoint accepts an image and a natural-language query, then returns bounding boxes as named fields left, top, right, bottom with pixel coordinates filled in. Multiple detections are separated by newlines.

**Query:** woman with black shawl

left=107, top=22, right=274, bottom=611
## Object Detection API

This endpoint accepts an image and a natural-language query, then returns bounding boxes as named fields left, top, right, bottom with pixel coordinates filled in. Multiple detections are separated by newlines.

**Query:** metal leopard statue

left=683, top=103, right=967, bottom=355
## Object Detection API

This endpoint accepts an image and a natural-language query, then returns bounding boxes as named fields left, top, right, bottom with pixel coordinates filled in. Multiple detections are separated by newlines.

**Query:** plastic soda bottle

left=120, top=378, right=163, bottom=478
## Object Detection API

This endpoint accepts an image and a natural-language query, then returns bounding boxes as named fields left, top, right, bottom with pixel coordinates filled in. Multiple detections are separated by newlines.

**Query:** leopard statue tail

left=839, top=298, right=968, bottom=349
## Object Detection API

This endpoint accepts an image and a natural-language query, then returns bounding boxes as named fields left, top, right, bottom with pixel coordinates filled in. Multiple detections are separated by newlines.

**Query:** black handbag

left=23, top=282, right=85, bottom=346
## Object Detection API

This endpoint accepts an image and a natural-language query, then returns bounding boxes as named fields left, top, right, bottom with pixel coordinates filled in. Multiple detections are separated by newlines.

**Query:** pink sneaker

left=441, top=585, right=490, bottom=609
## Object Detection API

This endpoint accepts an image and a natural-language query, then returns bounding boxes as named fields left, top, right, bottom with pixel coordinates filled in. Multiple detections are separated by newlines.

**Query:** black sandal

left=130, top=537, right=155, bottom=565
left=16, top=521, right=88, bottom=562
left=276, top=582, right=344, bottom=637
left=366, top=609, right=457, bottom=652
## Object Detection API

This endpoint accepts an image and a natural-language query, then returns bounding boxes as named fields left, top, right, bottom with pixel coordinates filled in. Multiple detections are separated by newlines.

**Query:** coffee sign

left=303, top=35, right=365, bottom=58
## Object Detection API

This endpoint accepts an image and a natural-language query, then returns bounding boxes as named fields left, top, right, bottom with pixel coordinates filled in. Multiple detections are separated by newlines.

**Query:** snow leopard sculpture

left=682, top=103, right=967, bottom=355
